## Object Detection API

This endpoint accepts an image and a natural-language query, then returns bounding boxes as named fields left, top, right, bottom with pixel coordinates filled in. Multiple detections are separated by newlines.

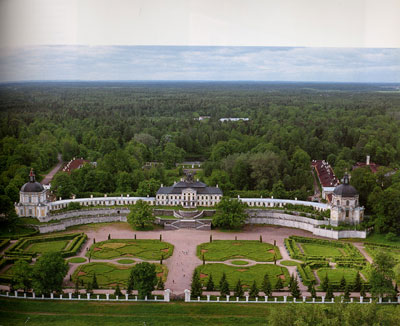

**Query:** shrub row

left=0, top=229, right=39, bottom=240
left=0, top=239, right=10, bottom=251
left=287, top=236, right=364, bottom=261
left=61, top=234, right=87, bottom=258
left=296, top=264, right=316, bottom=286
left=363, top=242, right=400, bottom=249
left=5, top=233, right=87, bottom=258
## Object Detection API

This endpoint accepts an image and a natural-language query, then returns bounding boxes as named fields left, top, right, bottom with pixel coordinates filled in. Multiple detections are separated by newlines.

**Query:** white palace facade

left=15, top=170, right=363, bottom=227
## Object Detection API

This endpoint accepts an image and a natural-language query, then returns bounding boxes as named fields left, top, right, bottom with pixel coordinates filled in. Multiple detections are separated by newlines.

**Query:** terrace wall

left=247, top=210, right=366, bottom=239
left=38, top=215, right=127, bottom=233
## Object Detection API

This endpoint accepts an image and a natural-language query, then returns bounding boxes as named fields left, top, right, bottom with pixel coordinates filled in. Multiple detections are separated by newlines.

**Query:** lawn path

left=353, top=243, right=374, bottom=264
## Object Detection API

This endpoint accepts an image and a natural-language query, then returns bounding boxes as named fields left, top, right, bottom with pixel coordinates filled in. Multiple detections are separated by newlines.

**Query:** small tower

left=15, top=169, right=48, bottom=218
left=330, top=174, right=364, bottom=226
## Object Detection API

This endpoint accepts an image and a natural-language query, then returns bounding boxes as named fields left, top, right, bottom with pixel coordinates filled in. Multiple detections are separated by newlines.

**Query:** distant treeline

left=0, top=82, right=399, bottom=234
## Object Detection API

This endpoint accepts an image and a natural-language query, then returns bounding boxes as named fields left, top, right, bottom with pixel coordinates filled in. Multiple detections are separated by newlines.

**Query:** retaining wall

left=38, top=215, right=128, bottom=233
left=41, top=208, right=130, bottom=222
left=247, top=211, right=366, bottom=239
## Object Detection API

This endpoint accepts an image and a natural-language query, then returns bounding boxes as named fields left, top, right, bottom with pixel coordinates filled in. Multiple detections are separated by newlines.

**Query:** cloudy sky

left=0, top=0, right=399, bottom=82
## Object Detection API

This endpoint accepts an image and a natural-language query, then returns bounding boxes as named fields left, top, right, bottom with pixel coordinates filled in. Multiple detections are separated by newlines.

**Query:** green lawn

left=87, top=239, right=174, bottom=260
left=2, top=298, right=399, bottom=326
left=230, top=260, right=249, bottom=265
left=72, top=262, right=167, bottom=288
left=25, top=240, right=70, bottom=254
left=280, top=260, right=300, bottom=266
left=316, top=268, right=362, bottom=284
left=68, top=257, right=87, bottom=264
left=117, top=259, right=135, bottom=264
left=301, top=243, right=344, bottom=257
left=197, top=240, right=281, bottom=262
left=364, top=233, right=400, bottom=246
left=364, top=245, right=400, bottom=264
left=0, top=225, right=37, bottom=238
left=196, top=263, right=289, bottom=289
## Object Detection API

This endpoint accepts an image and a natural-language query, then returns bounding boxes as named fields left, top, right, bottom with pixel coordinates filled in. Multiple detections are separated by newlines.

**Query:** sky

left=0, top=0, right=399, bottom=82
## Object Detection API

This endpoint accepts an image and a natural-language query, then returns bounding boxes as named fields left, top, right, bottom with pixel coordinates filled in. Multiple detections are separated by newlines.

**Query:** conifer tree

left=219, top=272, right=227, bottom=290
left=310, top=284, right=317, bottom=298
left=86, top=282, right=93, bottom=294
left=326, top=283, right=334, bottom=300
left=262, top=273, right=272, bottom=296
left=249, top=280, right=259, bottom=298
left=353, top=271, right=361, bottom=292
left=92, top=273, right=98, bottom=290
left=191, top=270, right=202, bottom=298
left=114, top=284, right=122, bottom=297
left=127, top=269, right=135, bottom=294
left=340, top=275, right=346, bottom=290
left=307, top=280, right=314, bottom=293
left=344, top=283, right=350, bottom=300
left=74, top=280, right=79, bottom=296
left=290, top=277, right=301, bottom=299
left=156, top=276, right=164, bottom=290
left=288, top=274, right=295, bottom=292
left=360, top=282, right=366, bottom=298
left=206, top=274, right=215, bottom=291
left=220, top=279, right=230, bottom=297
left=234, top=279, right=244, bottom=298
left=275, top=277, right=283, bottom=291
left=321, top=273, right=329, bottom=292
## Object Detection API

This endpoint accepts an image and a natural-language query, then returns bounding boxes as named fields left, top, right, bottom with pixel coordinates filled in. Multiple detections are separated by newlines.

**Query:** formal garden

left=284, top=236, right=370, bottom=290
left=195, top=263, right=289, bottom=290
left=4, top=233, right=87, bottom=258
left=72, top=262, right=167, bottom=289
left=86, top=239, right=174, bottom=260
left=197, top=240, right=281, bottom=262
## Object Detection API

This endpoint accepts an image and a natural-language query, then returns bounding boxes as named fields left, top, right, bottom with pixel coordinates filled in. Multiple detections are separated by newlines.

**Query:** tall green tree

left=32, top=252, right=68, bottom=294
left=191, top=270, right=203, bottom=298
left=370, top=250, right=396, bottom=298
left=127, top=200, right=154, bottom=229
left=11, top=260, right=32, bottom=291
left=262, top=273, right=272, bottom=296
left=128, top=262, right=157, bottom=299
left=212, top=197, right=247, bottom=229
left=234, top=279, right=244, bottom=298
left=249, top=280, right=259, bottom=298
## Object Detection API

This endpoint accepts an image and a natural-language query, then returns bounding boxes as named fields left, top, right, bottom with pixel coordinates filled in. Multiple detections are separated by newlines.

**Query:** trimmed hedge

left=285, top=236, right=364, bottom=262
left=5, top=233, right=87, bottom=258
left=0, top=239, right=10, bottom=251
left=296, top=264, right=316, bottom=286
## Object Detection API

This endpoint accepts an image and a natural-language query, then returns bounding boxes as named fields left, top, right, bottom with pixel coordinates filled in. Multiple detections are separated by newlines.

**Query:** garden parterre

left=197, top=240, right=281, bottom=262
left=195, top=263, right=289, bottom=289
left=72, top=262, right=167, bottom=288
left=86, top=239, right=174, bottom=260
left=284, top=236, right=368, bottom=287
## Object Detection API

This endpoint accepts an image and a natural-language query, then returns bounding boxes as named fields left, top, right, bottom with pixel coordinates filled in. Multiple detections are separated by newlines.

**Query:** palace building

left=15, top=169, right=363, bottom=228
left=155, top=177, right=223, bottom=208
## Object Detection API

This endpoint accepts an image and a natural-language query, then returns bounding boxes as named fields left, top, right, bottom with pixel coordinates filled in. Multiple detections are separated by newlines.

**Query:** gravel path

left=40, top=153, right=63, bottom=185
left=353, top=242, right=374, bottom=264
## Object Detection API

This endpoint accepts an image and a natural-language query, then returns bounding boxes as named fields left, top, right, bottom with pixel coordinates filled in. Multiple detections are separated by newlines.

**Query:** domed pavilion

left=15, top=169, right=49, bottom=218
left=330, top=174, right=364, bottom=226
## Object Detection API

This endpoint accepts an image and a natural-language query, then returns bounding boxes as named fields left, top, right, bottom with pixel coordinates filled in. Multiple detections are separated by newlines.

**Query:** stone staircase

left=164, top=218, right=211, bottom=230
left=173, top=210, right=204, bottom=219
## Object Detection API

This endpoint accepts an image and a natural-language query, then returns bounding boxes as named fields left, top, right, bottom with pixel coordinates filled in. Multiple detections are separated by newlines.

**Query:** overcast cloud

left=0, top=46, right=399, bottom=83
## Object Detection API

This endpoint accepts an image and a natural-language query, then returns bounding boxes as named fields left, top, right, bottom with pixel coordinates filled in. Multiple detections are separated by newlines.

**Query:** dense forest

left=1, top=82, right=400, bottom=233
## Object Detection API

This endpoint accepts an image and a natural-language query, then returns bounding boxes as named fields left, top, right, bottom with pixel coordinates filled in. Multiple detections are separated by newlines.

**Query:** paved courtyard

left=64, top=223, right=345, bottom=295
